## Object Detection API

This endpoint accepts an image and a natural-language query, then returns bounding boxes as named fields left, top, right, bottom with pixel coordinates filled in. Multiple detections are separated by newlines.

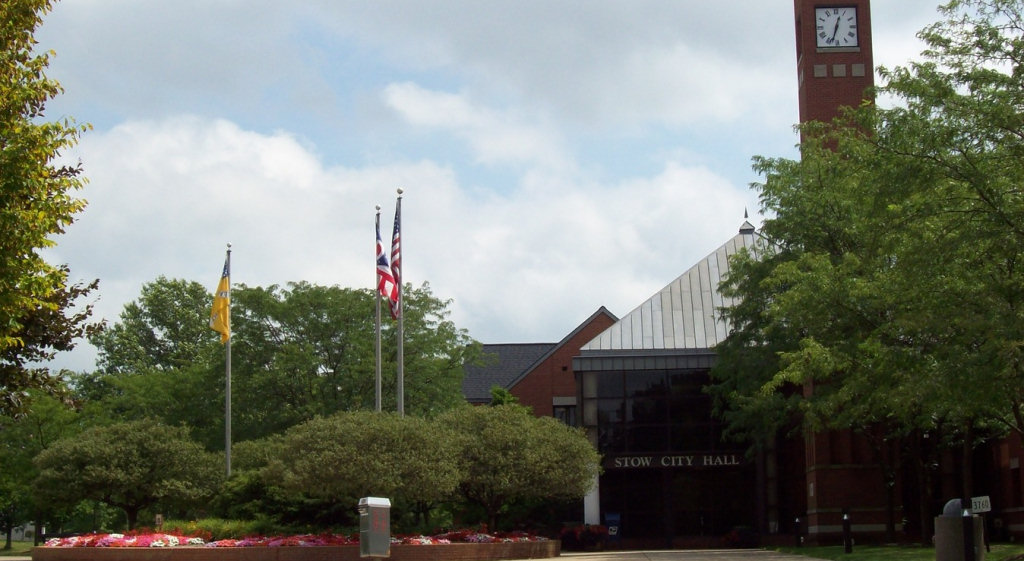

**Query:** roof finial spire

left=740, top=209, right=755, bottom=234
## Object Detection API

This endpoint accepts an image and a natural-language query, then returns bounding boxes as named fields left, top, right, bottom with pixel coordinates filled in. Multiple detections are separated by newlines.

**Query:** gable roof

left=500, top=306, right=618, bottom=390
left=462, top=343, right=556, bottom=403
left=580, top=220, right=762, bottom=352
left=461, top=307, right=618, bottom=404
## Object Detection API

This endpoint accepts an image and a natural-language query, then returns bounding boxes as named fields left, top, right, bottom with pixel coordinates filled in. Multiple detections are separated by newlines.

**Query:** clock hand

left=831, top=17, right=840, bottom=41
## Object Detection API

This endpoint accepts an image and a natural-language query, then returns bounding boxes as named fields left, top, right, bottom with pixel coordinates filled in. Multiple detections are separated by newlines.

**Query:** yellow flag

left=210, top=257, right=230, bottom=343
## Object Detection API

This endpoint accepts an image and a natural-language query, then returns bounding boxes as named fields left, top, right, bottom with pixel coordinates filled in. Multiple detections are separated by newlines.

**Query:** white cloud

left=383, top=83, right=571, bottom=171
left=34, top=0, right=944, bottom=372
left=49, top=114, right=750, bottom=370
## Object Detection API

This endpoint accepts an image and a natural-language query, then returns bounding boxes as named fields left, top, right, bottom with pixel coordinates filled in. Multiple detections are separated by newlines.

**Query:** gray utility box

left=935, top=499, right=985, bottom=561
left=359, top=497, right=391, bottom=558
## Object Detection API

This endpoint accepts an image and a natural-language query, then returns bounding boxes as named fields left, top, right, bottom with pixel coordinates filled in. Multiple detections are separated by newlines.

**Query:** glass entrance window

left=625, top=371, right=668, bottom=398
left=596, top=371, right=625, bottom=397
left=582, top=368, right=722, bottom=454
left=628, top=425, right=668, bottom=450
left=582, top=365, right=756, bottom=542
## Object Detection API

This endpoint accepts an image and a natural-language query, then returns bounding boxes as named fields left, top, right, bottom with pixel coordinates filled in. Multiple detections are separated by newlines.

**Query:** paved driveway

left=561, top=550, right=828, bottom=561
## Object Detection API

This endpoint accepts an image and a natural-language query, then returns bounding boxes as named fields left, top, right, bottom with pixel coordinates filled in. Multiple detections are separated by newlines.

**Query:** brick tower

left=793, top=0, right=891, bottom=544
left=794, top=0, right=874, bottom=125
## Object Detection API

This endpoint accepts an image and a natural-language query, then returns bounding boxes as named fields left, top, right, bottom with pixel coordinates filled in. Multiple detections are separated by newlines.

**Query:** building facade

left=572, top=220, right=763, bottom=548
left=463, top=218, right=1024, bottom=547
left=461, top=0, right=1024, bottom=548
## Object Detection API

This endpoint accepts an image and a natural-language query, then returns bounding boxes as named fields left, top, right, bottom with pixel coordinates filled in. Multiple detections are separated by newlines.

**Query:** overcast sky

left=37, top=1, right=943, bottom=371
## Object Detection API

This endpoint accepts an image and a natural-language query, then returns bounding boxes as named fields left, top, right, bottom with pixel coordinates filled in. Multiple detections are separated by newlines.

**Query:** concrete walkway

left=561, top=550, right=827, bottom=561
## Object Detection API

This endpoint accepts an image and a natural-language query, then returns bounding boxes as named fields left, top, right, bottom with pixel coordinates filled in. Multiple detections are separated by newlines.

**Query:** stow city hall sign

left=606, top=453, right=744, bottom=470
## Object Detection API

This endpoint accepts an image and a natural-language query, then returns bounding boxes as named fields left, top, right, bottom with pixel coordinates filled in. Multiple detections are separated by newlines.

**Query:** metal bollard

left=963, top=509, right=975, bottom=561
left=842, top=511, right=852, bottom=554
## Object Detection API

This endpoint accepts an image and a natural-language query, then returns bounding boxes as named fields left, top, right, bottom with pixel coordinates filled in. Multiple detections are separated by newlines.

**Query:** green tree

left=871, top=0, right=1024, bottom=438
left=90, top=277, right=214, bottom=375
left=230, top=281, right=475, bottom=440
left=711, top=0, right=1024, bottom=540
left=0, top=0, right=92, bottom=415
left=0, top=391, right=83, bottom=544
left=268, top=411, right=461, bottom=528
left=33, top=419, right=222, bottom=530
left=86, top=277, right=477, bottom=448
left=488, top=386, right=520, bottom=407
left=438, top=404, right=600, bottom=530
left=0, top=474, right=30, bottom=550
left=230, top=282, right=378, bottom=436
left=208, top=435, right=292, bottom=522
left=1, top=268, right=99, bottom=419
left=84, top=277, right=225, bottom=448
left=399, top=282, right=482, bottom=416
left=715, top=0, right=1024, bottom=444
left=707, top=248, right=802, bottom=446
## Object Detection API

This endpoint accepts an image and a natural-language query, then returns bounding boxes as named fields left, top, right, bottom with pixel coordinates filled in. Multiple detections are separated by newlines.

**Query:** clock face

left=815, top=6, right=858, bottom=48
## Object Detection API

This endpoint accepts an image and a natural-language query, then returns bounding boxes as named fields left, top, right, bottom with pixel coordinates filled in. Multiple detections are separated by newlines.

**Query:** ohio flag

left=210, top=257, right=230, bottom=343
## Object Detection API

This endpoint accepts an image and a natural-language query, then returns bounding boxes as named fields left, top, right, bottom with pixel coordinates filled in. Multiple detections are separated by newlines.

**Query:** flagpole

left=224, top=243, right=232, bottom=477
left=374, top=207, right=383, bottom=413
left=395, top=189, right=404, bottom=416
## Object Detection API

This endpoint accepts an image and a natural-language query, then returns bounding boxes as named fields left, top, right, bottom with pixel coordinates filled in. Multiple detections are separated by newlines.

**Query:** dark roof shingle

left=461, top=343, right=556, bottom=403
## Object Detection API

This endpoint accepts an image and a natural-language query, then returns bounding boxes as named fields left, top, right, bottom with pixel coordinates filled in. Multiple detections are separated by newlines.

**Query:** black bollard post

left=963, top=509, right=976, bottom=561
left=795, top=517, right=801, bottom=547
left=842, top=510, right=852, bottom=554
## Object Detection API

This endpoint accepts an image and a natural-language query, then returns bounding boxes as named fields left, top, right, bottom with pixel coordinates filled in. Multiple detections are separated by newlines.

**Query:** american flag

left=390, top=196, right=402, bottom=318
left=377, top=216, right=398, bottom=318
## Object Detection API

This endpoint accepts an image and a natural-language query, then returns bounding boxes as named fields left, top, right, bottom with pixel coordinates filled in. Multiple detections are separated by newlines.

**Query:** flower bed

left=42, top=530, right=546, bottom=548
left=34, top=530, right=560, bottom=561
left=559, top=524, right=608, bottom=551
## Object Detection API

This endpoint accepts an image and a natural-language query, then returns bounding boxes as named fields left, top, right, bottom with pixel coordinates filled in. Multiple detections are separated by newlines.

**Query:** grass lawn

left=775, top=543, right=1024, bottom=561
left=0, top=541, right=33, bottom=557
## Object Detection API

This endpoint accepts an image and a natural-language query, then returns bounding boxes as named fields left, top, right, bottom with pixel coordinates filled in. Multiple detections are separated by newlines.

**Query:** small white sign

left=971, top=496, right=992, bottom=513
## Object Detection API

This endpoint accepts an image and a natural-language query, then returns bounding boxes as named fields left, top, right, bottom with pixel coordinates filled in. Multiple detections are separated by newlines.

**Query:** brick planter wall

left=32, top=541, right=560, bottom=561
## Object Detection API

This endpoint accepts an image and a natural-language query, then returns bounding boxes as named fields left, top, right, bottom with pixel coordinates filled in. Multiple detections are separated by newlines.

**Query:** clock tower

left=794, top=0, right=874, bottom=125
left=793, top=0, right=892, bottom=546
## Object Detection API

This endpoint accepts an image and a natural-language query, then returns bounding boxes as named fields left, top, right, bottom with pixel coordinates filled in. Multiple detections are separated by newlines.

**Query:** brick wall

left=511, top=312, right=616, bottom=417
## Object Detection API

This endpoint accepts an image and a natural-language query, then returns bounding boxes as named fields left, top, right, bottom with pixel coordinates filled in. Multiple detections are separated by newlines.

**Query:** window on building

left=581, top=368, right=740, bottom=455
left=553, top=404, right=577, bottom=426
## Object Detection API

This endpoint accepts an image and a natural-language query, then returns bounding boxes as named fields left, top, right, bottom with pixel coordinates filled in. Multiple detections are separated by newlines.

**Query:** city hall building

left=464, top=216, right=1017, bottom=548
left=572, top=219, right=764, bottom=547
left=464, top=0, right=1024, bottom=548
left=465, top=219, right=793, bottom=547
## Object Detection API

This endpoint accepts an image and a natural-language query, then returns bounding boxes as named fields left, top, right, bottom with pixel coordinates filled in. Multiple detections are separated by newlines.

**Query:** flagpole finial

left=397, top=187, right=404, bottom=196
left=375, top=205, right=381, bottom=212
left=226, top=242, right=232, bottom=250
